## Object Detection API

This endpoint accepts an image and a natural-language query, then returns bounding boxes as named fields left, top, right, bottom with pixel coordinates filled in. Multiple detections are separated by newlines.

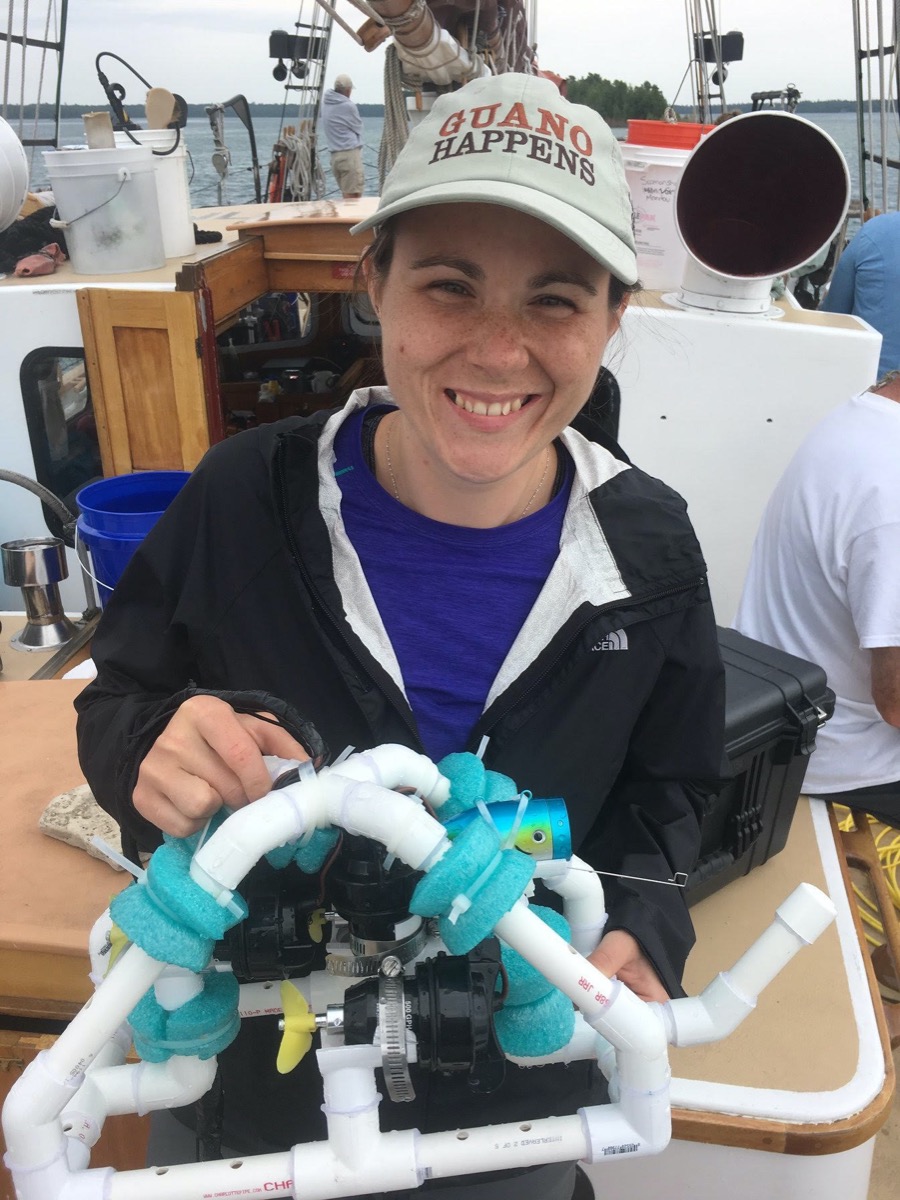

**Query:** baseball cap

left=352, top=72, right=637, bottom=285
left=334, top=74, right=354, bottom=90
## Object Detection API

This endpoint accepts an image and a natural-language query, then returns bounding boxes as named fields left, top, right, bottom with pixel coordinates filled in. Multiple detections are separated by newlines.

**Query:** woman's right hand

left=133, top=694, right=312, bottom=837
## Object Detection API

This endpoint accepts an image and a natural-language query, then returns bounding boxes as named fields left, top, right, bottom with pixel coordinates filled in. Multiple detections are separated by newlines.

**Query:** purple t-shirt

left=334, top=406, right=571, bottom=759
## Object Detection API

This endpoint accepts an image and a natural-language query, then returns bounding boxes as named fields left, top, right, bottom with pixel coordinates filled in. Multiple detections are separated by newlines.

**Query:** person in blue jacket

left=75, top=72, right=725, bottom=1200
left=822, top=212, right=900, bottom=380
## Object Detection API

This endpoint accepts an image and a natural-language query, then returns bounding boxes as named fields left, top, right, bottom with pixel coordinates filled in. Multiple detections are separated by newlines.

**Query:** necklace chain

left=385, top=418, right=401, bottom=504
left=519, top=447, right=551, bottom=518
left=384, top=418, right=551, bottom=520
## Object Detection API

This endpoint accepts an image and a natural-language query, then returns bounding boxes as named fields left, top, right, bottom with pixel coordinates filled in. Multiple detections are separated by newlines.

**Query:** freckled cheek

left=539, top=332, right=603, bottom=387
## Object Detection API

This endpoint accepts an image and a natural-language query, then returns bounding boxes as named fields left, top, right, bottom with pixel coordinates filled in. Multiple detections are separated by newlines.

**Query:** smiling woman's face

left=368, top=202, right=626, bottom=506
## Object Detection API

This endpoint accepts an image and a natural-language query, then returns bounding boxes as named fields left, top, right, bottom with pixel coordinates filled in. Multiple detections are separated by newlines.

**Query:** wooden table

left=0, top=614, right=96, bottom=683
left=0, top=680, right=143, bottom=1198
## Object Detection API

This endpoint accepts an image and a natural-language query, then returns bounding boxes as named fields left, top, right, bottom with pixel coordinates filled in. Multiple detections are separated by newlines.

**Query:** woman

left=76, top=73, right=724, bottom=1200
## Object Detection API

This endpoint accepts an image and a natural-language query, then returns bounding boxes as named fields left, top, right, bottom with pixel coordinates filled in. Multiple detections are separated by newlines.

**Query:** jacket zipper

left=274, top=438, right=425, bottom=751
left=475, top=576, right=708, bottom=744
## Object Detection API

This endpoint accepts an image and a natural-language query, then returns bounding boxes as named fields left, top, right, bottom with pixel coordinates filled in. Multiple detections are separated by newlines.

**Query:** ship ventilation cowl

left=671, top=111, right=849, bottom=315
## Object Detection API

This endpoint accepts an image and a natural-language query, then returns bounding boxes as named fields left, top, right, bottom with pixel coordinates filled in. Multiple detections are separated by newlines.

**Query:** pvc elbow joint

left=660, top=971, right=756, bottom=1047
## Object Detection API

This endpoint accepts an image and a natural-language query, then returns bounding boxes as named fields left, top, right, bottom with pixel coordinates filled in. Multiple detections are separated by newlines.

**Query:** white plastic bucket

left=0, top=116, right=28, bottom=232
left=42, top=146, right=165, bottom=274
left=623, top=144, right=692, bottom=291
left=114, top=129, right=194, bottom=258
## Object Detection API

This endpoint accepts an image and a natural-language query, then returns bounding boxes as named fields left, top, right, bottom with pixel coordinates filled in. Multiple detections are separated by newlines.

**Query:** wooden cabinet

left=74, top=204, right=378, bottom=475
left=77, top=288, right=216, bottom=476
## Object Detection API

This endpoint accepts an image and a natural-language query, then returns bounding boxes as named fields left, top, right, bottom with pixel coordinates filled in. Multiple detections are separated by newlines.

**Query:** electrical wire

left=834, top=804, right=900, bottom=947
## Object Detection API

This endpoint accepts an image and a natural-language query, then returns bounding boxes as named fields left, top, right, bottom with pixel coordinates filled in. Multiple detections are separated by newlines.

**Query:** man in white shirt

left=734, top=372, right=900, bottom=826
left=321, top=73, right=364, bottom=198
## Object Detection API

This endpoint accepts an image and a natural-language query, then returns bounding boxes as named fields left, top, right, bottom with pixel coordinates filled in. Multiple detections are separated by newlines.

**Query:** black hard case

left=685, top=627, right=835, bottom=904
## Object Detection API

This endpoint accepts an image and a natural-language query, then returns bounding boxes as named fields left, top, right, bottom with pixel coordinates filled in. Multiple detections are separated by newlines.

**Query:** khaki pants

left=331, top=147, right=365, bottom=196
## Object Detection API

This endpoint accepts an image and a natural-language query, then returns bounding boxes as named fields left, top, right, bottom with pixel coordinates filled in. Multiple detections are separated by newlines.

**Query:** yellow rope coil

left=835, top=805, right=900, bottom=946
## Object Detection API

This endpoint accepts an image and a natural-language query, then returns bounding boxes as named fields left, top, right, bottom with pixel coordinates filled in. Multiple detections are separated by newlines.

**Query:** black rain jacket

left=75, top=389, right=725, bottom=1154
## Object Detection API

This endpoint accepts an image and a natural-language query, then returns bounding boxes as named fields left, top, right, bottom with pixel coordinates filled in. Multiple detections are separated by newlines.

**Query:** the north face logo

left=592, top=629, right=628, bottom=651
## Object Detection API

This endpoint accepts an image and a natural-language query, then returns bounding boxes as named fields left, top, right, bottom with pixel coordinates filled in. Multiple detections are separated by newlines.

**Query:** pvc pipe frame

left=534, top=855, right=608, bottom=956
left=2, top=747, right=836, bottom=1200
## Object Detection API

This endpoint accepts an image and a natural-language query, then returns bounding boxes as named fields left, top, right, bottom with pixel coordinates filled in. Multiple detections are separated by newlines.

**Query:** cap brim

left=350, top=179, right=638, bottom=286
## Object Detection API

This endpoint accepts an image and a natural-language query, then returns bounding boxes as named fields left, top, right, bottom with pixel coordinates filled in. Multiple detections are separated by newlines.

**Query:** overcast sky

left=56, top=1, right=856, bottom=107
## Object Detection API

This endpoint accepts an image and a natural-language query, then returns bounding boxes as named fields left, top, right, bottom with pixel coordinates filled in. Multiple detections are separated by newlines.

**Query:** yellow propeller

left=307, top=908, right=326, bottom=944
left=277, top=981, right=317, bottom=1074
left=107, top=923, right=131, bottom=973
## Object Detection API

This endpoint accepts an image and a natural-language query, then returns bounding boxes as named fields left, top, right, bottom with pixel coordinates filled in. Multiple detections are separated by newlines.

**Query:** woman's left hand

left=588, top=930, right=669, bottom=1003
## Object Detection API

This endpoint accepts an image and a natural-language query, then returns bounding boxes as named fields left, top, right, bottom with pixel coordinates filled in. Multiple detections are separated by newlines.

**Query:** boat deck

left=0, top=197, right=379, bottom=291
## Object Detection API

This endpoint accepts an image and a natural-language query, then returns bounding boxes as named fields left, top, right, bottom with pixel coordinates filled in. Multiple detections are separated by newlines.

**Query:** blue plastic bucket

left=76, top=470, right=190, bottom=605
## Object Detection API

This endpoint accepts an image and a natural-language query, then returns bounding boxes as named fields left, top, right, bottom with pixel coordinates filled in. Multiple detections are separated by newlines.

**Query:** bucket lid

left=626, top=120, right=714, bottom=149
left=114, top=128, right=183, bottom=151
left=43, top=145, right=154, bottom=167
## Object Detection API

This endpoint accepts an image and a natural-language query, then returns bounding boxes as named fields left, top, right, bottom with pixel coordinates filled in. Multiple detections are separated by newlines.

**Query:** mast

left=686, top=0, right=738, bottom=123
left=267, top=3, right=335, bottom=201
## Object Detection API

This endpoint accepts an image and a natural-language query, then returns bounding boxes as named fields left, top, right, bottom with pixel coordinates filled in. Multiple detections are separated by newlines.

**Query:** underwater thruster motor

left=340, top=939, right=507, bottom=1102
left=217, top=863, right=326, bottom=982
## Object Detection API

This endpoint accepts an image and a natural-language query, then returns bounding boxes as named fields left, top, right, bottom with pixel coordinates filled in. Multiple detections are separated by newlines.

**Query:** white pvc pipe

left=323, top=745, right=450, bottom=805
left=3, top=945, right=166, bottom=1168
left=95, top=1055, right=216, bottom=1115
left=494, top=902, right=669, bottom=1065
left=419, top=1113, right=589, bottom=1178
left=580, top=1094, right=670, bottom=1160
left=43, top=947, right=166, bottom=1083
left=106, top=1153, right=294, bottom=1199
left=4, top=1142, right=73, bottom=1200
left=326, top=780, right=450, bottom=870
left=189, top=782, right=323, bottom=901
left=190, top=746, right=451, bottom=900
left=153, top=967, right=203, bottom=1012
left=59, top=1029, right=133, bottom=1159
left=534, top=855, right=607, bottom=955
left=87, top=909, right=114, bottom=987
left=2, top=1057, right=82, bottom=1170
left=658, top=883, right=836, bottom=1047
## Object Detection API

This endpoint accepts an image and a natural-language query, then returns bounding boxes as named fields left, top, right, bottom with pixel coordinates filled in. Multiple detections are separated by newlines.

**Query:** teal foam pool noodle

left=482, top=770, right=519, bottom=805
left=498, top=905, right=572, bottom=1007
left=435, top=752, right=487, bottom=820
left=130, top=971, right=240, bottom=1062
left=410, top=819, right=534, bottom=955
left=111, top=838, right=248, bottom=972
left=493, top=986, right=576, bottom=1058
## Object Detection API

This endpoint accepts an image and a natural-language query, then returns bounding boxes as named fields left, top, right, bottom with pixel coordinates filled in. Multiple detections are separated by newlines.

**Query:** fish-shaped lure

left=443, top=796, right=571, bottom=861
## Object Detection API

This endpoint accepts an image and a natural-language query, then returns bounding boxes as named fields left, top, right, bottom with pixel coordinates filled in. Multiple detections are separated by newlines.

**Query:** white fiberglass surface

left=668, top=798, right=884, bottom=1123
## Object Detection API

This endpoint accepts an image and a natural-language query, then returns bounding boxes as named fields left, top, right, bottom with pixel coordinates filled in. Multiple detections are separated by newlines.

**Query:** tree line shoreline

left=7, top=96, right=873, bottom=122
